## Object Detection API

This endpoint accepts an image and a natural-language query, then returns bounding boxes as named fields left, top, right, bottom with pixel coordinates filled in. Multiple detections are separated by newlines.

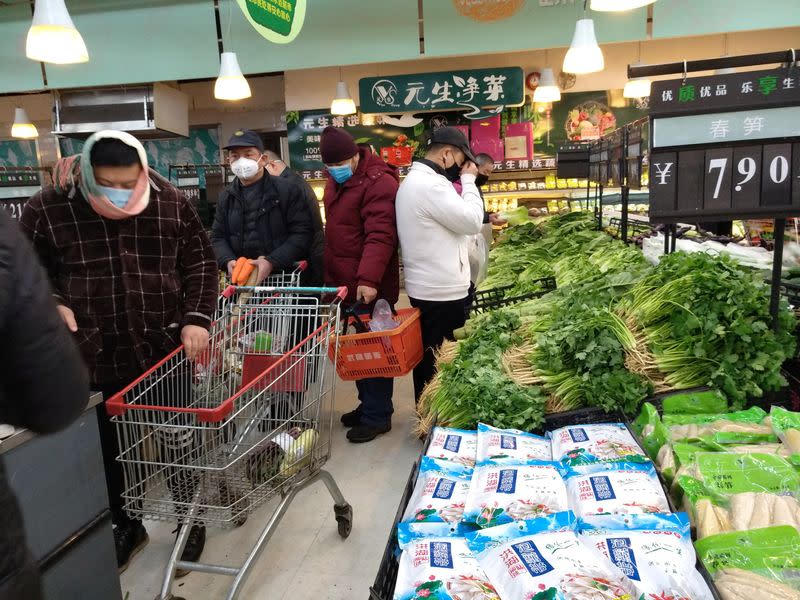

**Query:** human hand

left=356, top=285, right=378, bottom=304
left=227, top=260, right=237, bottom=278
left=57, top=305, right=78, bottom=332
left=488, top=213, right=507, bottom=226
left=181, top=325, right=209, bottom=361
left=249, top=257, right=274, bottom=284
left=460, top=161, right=478, bottom=177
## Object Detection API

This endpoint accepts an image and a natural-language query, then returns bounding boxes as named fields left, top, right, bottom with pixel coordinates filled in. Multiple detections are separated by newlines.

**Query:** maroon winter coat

left=323, top=146, right=400, bottom=305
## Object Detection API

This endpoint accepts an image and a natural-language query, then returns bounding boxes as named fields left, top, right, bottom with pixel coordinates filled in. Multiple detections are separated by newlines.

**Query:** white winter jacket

left=396, top=161, right=485, bottom=301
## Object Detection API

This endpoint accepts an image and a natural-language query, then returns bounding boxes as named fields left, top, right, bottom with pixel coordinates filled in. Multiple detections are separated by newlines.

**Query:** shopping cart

left=106, top=285, right=351, bottom=600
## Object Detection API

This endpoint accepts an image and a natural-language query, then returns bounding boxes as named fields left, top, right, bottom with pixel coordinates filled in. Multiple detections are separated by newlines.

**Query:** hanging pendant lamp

left=12, top=108, right=39, bottom=139
left=331, top=70, right=356, bottom=116
left=26, top=0, right=89, bottom=64
left=563, top=18, right=604, bottom=74
left=214, top=52, right=251, bottom=101
left=624, top=44, right=651, bottom=99
left=533, top=68, right=561, bottom=103
left=590, top=0, right=657, bottom=11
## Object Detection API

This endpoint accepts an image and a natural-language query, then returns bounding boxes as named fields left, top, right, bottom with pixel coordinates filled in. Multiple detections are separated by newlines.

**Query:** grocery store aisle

left=120, top=372, right=420, bottom=600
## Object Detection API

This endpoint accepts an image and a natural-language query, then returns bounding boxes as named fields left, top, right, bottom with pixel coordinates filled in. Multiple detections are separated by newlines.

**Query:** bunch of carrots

left=231, top=257, right=256, bottom=285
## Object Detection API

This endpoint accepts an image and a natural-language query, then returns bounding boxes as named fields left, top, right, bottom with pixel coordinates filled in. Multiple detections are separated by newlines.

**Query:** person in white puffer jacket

left=396, top=127, right=485, bottom=403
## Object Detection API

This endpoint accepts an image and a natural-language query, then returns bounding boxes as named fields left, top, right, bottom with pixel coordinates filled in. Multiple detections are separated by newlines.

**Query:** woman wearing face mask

left=319, top=126, right=401, bottom=444
left=211, top=129, right=313, bottom=286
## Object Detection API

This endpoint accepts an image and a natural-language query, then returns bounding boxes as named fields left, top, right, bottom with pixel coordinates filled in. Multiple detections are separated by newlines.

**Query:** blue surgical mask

left=98, top=185, right=134, bottom=208
left=327, top=164, right=353, bottom=184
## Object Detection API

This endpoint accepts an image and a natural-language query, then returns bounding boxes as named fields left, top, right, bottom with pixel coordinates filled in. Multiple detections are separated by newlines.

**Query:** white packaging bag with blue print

left=466, top=512, right=636, bottom=600
left=549, top=423, right=646, bottom=466
left=565, top=462, right=670, bottom=517
left=476, top=422, right=552, bottom=465
left=394, top=522, right=500, bottom=600
left=402, top=457, right=474, bottom=525
left=426, top=427, right=478, bottom=468
left=578, top=513, right=714, bottom=600
left=463, top=461, right=569, bottom=528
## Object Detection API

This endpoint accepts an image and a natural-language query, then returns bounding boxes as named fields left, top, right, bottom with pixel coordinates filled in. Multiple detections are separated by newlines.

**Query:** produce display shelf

left=470, top=276, right=556, bottom=316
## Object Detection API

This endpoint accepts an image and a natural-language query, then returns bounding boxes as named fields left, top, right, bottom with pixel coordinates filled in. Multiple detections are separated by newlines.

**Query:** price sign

left=0, top=199, right=27, bottom=221
left=650, top=144, right=800, bottom=221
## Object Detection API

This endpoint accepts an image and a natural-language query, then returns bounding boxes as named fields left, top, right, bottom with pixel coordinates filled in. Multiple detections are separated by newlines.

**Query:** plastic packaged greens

left=631, top=403, right=669, bottom=462
left=395, top=522, right=499, bottom=600
left=465, top=511, right=636, bottom=600
left=677, top=452, right=800, bottom=538
left=463, top=461, right=568, bottom=528
left=665, top=407, right=777, bottom=445
left=402, top=457, right=473, bottom=525
left=770, top=406, right=800, bottom=459
left=476, top=423, right=552, bottom=465
left=427, top=427, right=478, bottom=468
left=565, top=462, right=670, bottom=517
left=549, top=423, right=647, bottom=466
left=657, top=388, right=728, bottom=415
left=578, top=512, right=714, bottom=600
left=695, top=526, right=800, bottom=600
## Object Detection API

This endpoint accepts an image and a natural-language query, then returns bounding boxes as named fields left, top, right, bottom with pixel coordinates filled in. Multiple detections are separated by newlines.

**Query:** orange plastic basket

left=329, top=308, right=423, bottom=381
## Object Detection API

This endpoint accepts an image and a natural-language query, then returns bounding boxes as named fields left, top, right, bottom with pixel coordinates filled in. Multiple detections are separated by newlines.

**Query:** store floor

left=120, top=372, right=419, bottom=600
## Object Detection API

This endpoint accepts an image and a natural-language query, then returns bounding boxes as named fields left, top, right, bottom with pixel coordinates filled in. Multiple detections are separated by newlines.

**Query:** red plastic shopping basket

left=329, top=308, right=423, bottom=381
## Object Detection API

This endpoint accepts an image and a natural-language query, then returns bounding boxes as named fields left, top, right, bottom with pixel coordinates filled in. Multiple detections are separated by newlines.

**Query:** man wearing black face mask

left=396, top=127, right=485, bottom=402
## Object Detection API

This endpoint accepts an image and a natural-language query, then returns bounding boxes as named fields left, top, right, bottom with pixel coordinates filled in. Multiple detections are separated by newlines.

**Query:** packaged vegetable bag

left=665, top=407, right=777, bottom=445
left=770, top=406, right=800, bottom=459
left=402, top=457, right=474, bottom=525
left=695, top=526, right=800, bottom=600
left=466, top=511, right=637, bottom=600
left=564, top=462, right=670, bottom=517
left=549, top=423, right=647, bottom=466
left=476, top=423, right=552, bottom=465
left=656, top=388, right=728, bottom=415
left=427, top=427, right=478, bottom=468
left=578, top=513, right=715, bottom=600
left=630, top=403, right=669, bottom=462
left=395, top=522, right=500, bottom=600
left=463, top=461, right=569, bottom=528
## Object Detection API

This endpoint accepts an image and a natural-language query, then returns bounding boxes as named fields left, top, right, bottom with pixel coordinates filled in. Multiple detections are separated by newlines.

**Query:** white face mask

left=231, top=157, right=261, bottom=180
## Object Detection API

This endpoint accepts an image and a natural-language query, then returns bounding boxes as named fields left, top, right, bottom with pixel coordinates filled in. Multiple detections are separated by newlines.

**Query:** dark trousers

left=409, top=296, right=468, bottom=402
left=96, top=383, right=132, bottom=527
left=464, top=281, right=476, bottom=320
left=355, top=378, right=394, bottom=426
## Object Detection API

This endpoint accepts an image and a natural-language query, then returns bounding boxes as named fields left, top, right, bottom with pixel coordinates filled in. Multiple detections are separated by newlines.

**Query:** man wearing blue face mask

left=211, top=129, right=313, bottom=285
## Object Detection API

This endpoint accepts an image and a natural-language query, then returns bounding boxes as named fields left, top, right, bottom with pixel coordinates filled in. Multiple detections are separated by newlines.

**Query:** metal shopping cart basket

left=106, top=285, right=351, bottom=600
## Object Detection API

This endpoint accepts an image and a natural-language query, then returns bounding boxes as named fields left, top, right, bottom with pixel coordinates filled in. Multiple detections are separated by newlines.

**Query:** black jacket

left=210, top=171, right=313, bottom=274
left=280, top=168, right=325, bottom=286
left=0, top=211, right=89, bottom=599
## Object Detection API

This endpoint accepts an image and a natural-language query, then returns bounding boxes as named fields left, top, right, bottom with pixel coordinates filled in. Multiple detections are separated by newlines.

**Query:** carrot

left=238, top=261, right=255, bottom=285
left=232, top=257, right=248, bottom=284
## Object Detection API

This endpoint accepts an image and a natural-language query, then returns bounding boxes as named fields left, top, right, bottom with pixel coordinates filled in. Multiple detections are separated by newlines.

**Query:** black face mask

left=475, top=174, right=490, bottom=187
left=444, top=155, right=463, bottom=182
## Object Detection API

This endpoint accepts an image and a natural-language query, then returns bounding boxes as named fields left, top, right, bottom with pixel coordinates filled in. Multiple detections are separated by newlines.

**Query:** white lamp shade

left=590, top=0, right=657, bottom=10
left=214, top=52, right=251, bottom=101
left=533, top=68, right=561, bottom=102
left=12, top=108, right=38, bottom=139
left=563, top=18, right=605, bottom=74
left=623, top=77, right=651, bottom=98
left=331, top=81, right=356, bottom=116
left=26, top=0, right=88, bottom=64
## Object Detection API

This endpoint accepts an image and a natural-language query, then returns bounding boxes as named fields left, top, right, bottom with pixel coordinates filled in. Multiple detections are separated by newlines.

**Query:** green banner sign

left=236, top=0, right=306, bottom=43
left=359, top=67, right=525, bottom=116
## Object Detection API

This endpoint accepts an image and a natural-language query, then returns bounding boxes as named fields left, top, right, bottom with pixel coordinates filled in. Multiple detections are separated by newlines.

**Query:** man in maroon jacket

left=320, top=126, right=400, bottom=443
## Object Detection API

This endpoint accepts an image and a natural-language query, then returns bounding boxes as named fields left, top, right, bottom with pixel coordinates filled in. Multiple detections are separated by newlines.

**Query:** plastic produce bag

left=549, top=423, right=647, bottom=466
left=476, top=422, right=551, bottom=465
left=426, top=427, right=478, bottom=468
left=402, top=457, right=474, bottom=525
left=631, top=403, right=669, bottom=462
left=665, top=407, right=777, bottom=445
left=770, top=406, right=800, bottom=459
left=463, top=461, right=568, bottom=528
left=657, top=389, right=728, bottom=415
left=369, top=299, right=399, bottom=332
left=466, top=511, right=637, bottom=600
left=695, top=526, right=800, bottom=600
left=565, top=462, right=670, bottom=517
left=395, top=522, right=500, bottom=600
left=467, top=232, right=490, bottom=286
left=578, top=512, right=715, bottom=600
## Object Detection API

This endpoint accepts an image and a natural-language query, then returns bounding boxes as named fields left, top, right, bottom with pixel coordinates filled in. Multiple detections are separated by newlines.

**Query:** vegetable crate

left=330, top=307, right=423, bottom=381
left=107, top=285, right=353, bottom=600
left=470, top=276, right=556, bottom=315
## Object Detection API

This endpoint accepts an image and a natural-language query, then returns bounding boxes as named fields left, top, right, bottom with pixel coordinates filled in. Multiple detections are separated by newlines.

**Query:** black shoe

left=346, top=422, right=391, bottom=443
left=115, top=520, right=149, bottom=574
left=340, top=407, right=362, bottom=428
left=175, top=524, right=206, bottom=578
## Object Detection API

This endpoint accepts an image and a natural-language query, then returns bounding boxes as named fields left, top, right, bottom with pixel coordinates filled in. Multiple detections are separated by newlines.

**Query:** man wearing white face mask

left=211, top=130, right=313, bottom=285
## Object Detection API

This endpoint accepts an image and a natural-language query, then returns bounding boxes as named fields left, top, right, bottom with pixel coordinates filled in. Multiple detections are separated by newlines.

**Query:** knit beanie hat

left=320, top=126, right=359, bottom=164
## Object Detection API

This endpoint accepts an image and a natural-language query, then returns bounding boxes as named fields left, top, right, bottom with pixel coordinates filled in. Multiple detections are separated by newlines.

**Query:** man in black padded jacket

left=0, top=210, right=89, bottom=600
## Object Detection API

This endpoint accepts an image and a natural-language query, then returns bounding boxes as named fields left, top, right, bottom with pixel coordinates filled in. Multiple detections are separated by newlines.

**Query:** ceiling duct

left=52, top=83, right=189, bottom=139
